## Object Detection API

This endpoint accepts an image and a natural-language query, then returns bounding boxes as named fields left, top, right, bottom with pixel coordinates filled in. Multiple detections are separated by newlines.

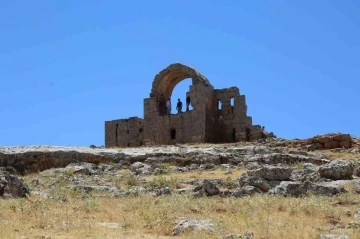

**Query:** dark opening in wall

left=127, top=143, right=130, bottom=147
left=232, top=128, right=236, bottom=142
left=126, top=130, right=129, bottom=134
left=170, top=129, right=176, bottom=139
left=115, top=124, right=119, bottom=146
left=139, top=128, right=143, bottom=133
left=140, top=141, right=143, bottom=146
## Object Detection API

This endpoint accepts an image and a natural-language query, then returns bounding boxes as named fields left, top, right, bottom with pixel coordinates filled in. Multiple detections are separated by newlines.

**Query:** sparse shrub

left=293, top=162, right=304, bottom=170
left=222, top=176, right=237, bottom=189
left=147, top=176, right=181, bottom=189
left=154, top=163, right=173, bottom=175
left=83, top=198, right=98, bottom=212
left=63, top=169, right=74, bottom=176
left=113, top=170, right=142, bottom=189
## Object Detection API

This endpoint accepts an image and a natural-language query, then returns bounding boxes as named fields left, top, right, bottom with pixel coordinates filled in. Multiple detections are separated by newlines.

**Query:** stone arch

left=150, top=63, right=212, bottom=100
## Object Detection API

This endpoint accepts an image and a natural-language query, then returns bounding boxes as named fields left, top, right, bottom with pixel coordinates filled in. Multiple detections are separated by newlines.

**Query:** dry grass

left=1, top=189, right=360, bottom=239
left=321, top=150, right=360, bottom=161
left=143, top=168, right=246, bottom=182
left=2, top=168, right=360, bottom=239
left=2, top=148, right=360, bottom=238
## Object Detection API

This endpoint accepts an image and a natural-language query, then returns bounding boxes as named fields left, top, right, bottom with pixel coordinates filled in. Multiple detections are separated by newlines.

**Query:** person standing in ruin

left=176, top=98, right=183, bottom=114
left=186, top=96, right=191, bottom=111
left=166, top=98, right=171, bottom=115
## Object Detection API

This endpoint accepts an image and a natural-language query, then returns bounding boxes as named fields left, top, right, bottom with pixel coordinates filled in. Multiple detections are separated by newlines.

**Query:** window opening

left=126, top=130, right=129, bottom=134
left=232, top=128, right=236, bottom=142
left=170, top=129, right=176, bottom=139
left=139, top=128, right=143, bottom=133
left=127, top=143, right=130, bottom=147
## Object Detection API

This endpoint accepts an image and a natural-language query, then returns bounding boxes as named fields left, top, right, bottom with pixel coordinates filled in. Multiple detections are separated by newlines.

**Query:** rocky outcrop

left=0, top=148, right=126, bottom=175
left=269, top=181, right=308, bottom=197
left=319, top=235, right=350, bottom=239
left=193, top=179, right=220, bottom=197
left=172, top=219, right=214, bottom=235
left=247, top=165, right=292, bottom=181
left=305, top=134, right=352, bottom=150
left=0, top=169, right=29, bottom=198
left=290, top=163, right=320, bottom=182
left=268, top=133, right=354, bottom=151
left=319, top=160, right=354, bottom=180
left=238, top=175, right=271, bottom=192
left=353, top=166, right=360, bottom=177
left=233, top=160, right=359, bottom=197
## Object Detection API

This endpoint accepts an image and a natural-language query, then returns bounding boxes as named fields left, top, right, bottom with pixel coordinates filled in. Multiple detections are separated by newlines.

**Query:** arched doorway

left=150, top=63, right=213, bottom=116
left=170, top=78, right=193, bottom=114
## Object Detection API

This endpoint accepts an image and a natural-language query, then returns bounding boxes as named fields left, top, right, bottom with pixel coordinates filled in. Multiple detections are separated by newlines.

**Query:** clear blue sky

left=1, top=1, right=359, bottom=146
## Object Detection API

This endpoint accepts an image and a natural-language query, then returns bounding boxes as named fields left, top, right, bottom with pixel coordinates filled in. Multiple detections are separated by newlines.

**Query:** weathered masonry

left=105, top=63, right=263, bottom=147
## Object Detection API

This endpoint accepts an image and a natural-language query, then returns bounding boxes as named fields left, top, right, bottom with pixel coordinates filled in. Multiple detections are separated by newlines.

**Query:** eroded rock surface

left=172, top=219, right=214, bottom=235
left=319, top=160, right=354, bottom=180
left=0, top=169, right=29, bottom=198
left=0, top=139, right=359, bottom=200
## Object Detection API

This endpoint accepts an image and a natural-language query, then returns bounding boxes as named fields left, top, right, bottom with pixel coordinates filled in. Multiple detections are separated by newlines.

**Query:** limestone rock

left=240, top=185, right=262, bottom=195
left=238, top=175, right=271, bottom=192
left=202, top=179, right=220, bottom=196
left=269, top=181, right=307, bottom=197
left=319, top=160, right=354, bottom=180
left=64, top=162, right=99, bottom=175
left=290, top=163, right=320, bottom=182
left=226, top=231, right=254, bottom=239
left=308, top=182, right=345, bottom=196
left=230, top=189, right=245, bottom=198
left=319, top=235, right=350, bottom=239
left=172, top=219, right=214, bottom=235
left=130, top=162, right=152, bottom=175
left=247, top=165, right=292, bottom=181
left=353, top=166, right=360, bottom=177
left=0, top=170, right=29, bottom=198
left=234, top=146, right=273, bottom=155
left=148, top=187, right=171, bottom=196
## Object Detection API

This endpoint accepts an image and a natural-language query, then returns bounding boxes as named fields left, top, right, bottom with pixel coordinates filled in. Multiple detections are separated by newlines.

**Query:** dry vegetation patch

left=1, top=188, right=360, bottom=238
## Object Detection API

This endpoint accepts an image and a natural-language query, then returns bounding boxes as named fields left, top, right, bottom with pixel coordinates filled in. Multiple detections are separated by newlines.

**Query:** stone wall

left=105, top=63, right=261, bottom=147
left=144, top=78, right=214, bottom=145
left=213, top=87, right=254, bottom=143
left=105, top=117, right=144, bottom=147
left=304, top=133, right=352, bottom=150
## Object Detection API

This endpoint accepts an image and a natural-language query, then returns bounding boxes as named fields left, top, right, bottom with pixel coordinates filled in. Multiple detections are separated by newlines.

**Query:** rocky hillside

left=1, top=133, right=360, bottom=198
left=1, top=133, right=360, bottom=238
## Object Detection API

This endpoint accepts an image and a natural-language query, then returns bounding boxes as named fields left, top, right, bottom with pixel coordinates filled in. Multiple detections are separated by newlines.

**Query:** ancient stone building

left=105, top=63, right=263, bottom=147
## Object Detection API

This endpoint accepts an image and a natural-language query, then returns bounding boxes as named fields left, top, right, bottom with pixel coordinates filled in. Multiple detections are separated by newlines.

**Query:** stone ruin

left=105, top=63, right=265, bottom=147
